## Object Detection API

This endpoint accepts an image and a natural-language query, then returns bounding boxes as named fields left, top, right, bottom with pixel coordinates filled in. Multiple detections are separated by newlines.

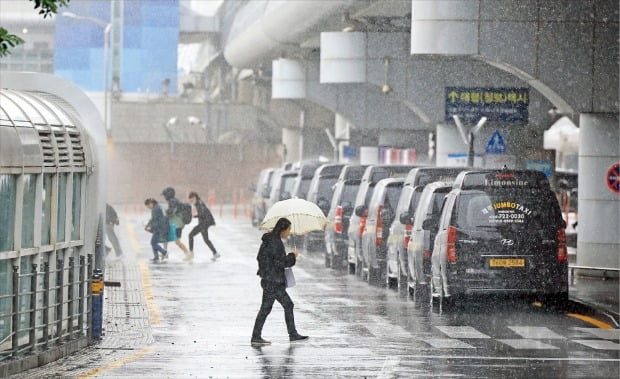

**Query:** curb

left=568, top=297, right=620, bottom=329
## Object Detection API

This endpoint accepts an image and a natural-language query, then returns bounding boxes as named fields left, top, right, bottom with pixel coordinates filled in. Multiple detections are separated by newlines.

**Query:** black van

left=430, top=170, right=568, bottom=308
left=324, top=165, right=367, bottom=269
left=347, top=165, right=414, bottom=276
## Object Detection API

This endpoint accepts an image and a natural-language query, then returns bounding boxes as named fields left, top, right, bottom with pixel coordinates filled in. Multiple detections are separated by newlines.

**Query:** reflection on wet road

left=103, top=215, right=619, bottom=378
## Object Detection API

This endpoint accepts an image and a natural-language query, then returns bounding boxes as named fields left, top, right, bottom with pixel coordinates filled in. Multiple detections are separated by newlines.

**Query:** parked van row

left=251, top=162, right=568, bottom=309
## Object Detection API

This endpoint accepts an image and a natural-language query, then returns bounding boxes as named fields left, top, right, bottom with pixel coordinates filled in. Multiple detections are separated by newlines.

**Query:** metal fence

left=0, top=254, right=93, bottom=361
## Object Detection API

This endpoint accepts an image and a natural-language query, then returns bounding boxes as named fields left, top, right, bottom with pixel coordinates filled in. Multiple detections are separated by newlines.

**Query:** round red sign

left=606, top=163, right=620, bottom=194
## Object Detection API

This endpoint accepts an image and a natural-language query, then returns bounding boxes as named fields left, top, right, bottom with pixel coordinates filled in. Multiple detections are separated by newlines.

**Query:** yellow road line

left=127, top=221, right=161, bottom=325
left=78, top=345, right=156, bottom=378
left=567, top=313, right=614, bottom=329
left=126, top=222, right=142, bottom=254
left=139, top=260, right=161, bottom=325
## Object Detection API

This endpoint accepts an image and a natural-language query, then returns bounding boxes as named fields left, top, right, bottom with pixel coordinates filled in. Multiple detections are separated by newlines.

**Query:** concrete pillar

left=282, top=128, right=301, bottom=163
left=435, top=123, right=468, bottom=166
left=577, top=113, right=620, bottom=269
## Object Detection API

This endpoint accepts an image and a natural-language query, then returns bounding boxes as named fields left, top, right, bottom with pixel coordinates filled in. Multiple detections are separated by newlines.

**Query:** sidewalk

left=569, top=271, right=619, bottom=327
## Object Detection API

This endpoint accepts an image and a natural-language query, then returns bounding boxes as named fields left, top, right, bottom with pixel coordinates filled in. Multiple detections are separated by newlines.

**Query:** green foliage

left=0, top=28, right=25, bottom=57
left=33, top=0, right=70, bottom=19
left=0, top=0, right=70, bottom=57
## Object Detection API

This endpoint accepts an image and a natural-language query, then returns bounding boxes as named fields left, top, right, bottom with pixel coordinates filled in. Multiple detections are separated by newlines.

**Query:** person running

left=144, top=198, right=168, bottom=263
left=251, top=218, right=308, bottom=346
left=105, top=204, right=124, bottom=259
left=161, top=187, right=192, bottom=260
left=188, top=191, right=221, bottom=261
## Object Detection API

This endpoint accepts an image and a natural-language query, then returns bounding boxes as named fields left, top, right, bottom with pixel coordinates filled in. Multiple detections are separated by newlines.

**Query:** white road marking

left=435, top=326, right=491, bottom=339
left=367, top=316, right=414, bottom=338
left=573, top=340, right=620, bottom=350
left=425, top=338, right=476, bottom=349
left=508, top=326, right=565, bottom=339
left=379, top=354, right=619, bottom=362
left=314, top=283, right=335, bottom=292
left=377, top=357, right=401, bottom=379
left=573, top=328, right=620, bottom=340
left=497, top=339, right=559, bottom=350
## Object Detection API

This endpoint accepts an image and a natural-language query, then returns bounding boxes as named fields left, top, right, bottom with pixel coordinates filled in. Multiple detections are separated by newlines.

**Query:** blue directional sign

left=486, top=130, right=507, bottom=155
left=445, top=87, right=529, bottom=124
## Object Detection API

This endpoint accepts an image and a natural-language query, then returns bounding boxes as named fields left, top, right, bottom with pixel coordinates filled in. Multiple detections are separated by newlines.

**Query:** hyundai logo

left=501, top=239, right=514, bottom=246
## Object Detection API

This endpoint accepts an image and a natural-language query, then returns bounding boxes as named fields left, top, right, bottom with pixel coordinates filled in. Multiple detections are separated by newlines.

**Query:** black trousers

left=188, top=223, right=217, bottom=255
left=252, top=280, right=296, bottom=338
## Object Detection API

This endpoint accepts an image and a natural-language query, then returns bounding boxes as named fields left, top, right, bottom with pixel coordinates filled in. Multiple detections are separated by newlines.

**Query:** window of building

left=56, top=174, right=67, bottom=242
left=21, top=174, right=37, bottom=248
left=0, top=260, right=12, bottom=346
left=0, top=175, right=17, bottom=251
left=41, top=174, right=53, bottom=245
left=71, top=174, right=82, bottom=241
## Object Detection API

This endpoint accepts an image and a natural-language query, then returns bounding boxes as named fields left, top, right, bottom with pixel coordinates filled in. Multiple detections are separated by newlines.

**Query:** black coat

left=257, top=233, right=296, bottom=285
left=195, top=199, right=215, bottom=226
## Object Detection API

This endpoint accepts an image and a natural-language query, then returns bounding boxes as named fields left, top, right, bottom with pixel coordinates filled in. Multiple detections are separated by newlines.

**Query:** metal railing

left=0, top=254, right=93, bottom=361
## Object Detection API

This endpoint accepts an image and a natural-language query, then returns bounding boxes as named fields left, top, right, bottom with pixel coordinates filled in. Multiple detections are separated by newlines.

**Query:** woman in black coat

left=251, top=218, right=308, bottom=346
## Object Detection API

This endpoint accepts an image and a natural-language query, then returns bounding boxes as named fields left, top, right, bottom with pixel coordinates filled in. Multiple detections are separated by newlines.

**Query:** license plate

left=489, top=258, right=525, bottom=268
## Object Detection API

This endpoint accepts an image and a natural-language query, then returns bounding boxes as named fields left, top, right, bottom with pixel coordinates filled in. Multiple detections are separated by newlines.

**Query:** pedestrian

left=105, top=204, right=124, bottom=259
left=161, top=187, right=192, bottom=260
left=188, top=191, right=221, bottom=261
left=251, top=217, right=308, bottom=346
left=144, top=198, right=169, bottom=263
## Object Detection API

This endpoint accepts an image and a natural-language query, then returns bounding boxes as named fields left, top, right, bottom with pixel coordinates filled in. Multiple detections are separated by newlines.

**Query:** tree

left=0, top=0, right=70, bottom=57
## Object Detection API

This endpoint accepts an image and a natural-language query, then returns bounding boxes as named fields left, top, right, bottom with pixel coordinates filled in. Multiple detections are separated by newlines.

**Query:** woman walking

left=251, top=218, right=308, bottom=346
left=144, top=198, right=168, bottom=262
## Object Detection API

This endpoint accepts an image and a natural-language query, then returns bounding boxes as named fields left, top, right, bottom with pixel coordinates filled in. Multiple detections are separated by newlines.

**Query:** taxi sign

left=606, top=163, right=620, bottom=194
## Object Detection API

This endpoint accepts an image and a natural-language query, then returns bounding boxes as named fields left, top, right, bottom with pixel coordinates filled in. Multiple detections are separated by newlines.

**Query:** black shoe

left=251, top=337, right=271, bottom=346
left=289, top=334, right=309, bottom=342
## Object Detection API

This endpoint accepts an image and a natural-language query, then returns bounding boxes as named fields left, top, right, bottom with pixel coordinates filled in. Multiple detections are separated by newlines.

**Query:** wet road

left=34, top=213, right=620, bottom=378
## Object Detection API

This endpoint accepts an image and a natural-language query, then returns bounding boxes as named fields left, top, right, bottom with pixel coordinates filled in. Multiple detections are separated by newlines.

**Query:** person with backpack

left=162, top=187, right=192, bottom=261
left=251, top=217, right=308, bottom=346
left=144, top=198, right=169, bottom=263
left=188, top=191, right=221, bottom=261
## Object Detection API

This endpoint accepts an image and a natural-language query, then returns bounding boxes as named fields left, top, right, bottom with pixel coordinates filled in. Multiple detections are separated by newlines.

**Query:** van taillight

left=335, top=206, right=343, bottom=234
left=557, top=227, right=567, bottom=262
left=359, top=209, right=368, bottom=237
left=447, top=226, right=457, bottom=263
left=404, top=224, right=413, bottom=249
left=375, top=206, right=384, bottom=246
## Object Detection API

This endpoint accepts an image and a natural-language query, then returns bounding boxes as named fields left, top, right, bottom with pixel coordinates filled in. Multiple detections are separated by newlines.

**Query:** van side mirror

left=354, top=205, right=367, bottom=217
left=399, top=211, right=411, bottom=225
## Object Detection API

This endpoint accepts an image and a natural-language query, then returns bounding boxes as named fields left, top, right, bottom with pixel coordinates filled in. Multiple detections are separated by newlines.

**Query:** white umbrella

left=259, top=198, right=329, bottom=235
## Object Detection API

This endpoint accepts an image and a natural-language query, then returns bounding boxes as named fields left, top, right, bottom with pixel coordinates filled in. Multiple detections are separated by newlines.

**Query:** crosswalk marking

left=573, top=328, right=620, bottom=341
left=425, top=338, right=476, bottom=349
left=508, top=326, right=565, bottom=339
left=497, top=339, right=559, bottom=350
left=573, top=340, right=620, bottom=350
left=435, top=326, right=491, bottom=339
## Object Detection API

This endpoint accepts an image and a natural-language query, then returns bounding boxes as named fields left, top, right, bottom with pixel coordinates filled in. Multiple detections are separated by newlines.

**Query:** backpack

left=180, top=202, right=192, bottom=225
left=256, top=240, right=269, bottom=277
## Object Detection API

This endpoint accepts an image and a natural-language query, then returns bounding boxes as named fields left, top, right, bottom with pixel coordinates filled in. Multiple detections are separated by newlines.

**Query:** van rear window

left=456, top=189, right=562, bottom=230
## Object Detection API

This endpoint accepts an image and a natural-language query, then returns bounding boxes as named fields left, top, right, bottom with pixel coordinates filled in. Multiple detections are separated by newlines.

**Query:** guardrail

left=569, top=264, right=620, bottom=284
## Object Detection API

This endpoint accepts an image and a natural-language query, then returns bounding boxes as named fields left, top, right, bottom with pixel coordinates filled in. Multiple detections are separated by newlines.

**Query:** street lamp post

left=62, top=12, right=112, bottom=136
left=452, top=115, right=488, bottom=167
